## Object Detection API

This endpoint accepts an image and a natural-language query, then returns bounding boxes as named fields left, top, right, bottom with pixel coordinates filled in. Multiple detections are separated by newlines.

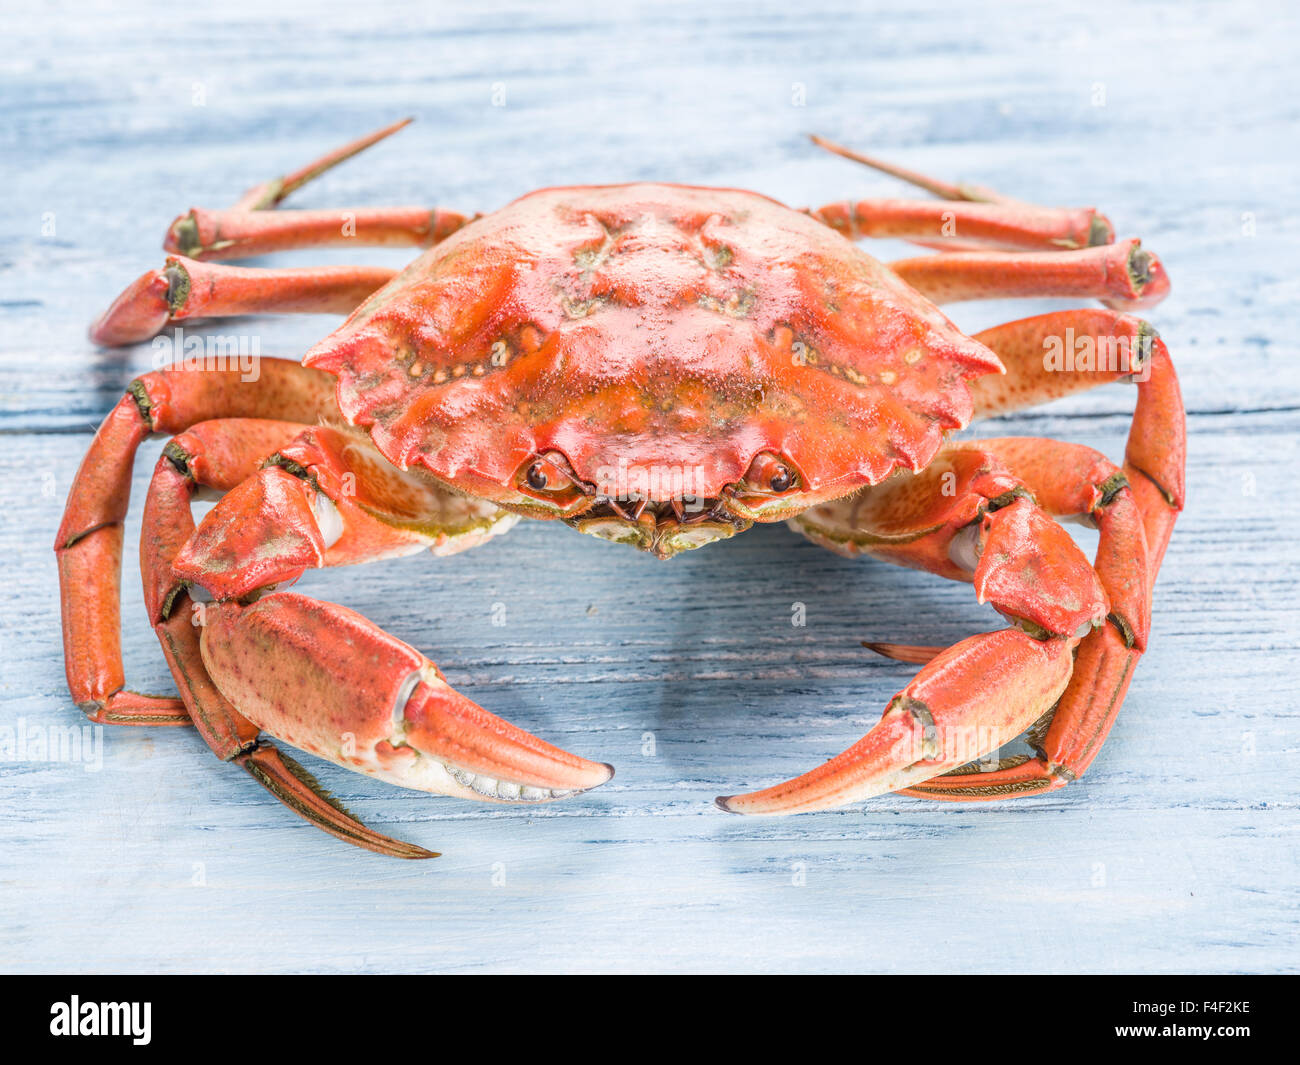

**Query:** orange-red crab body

left=307, top=184, right=1001, bottom=558
left=57, top=123, right=1184, bottom=856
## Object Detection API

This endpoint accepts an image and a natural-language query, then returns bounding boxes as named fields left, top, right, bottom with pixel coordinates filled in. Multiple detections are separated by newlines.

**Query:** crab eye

left=519, top=451, right=577, bottom=494
left=744, top=452, right=799, bottom=494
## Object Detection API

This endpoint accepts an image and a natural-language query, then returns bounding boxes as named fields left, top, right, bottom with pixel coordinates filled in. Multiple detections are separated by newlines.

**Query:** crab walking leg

left=233, top=117, right=414, bottom=211
left=809, top=199, right=1112, bottom=252
left=90, top=256, right=398, bottom=346
left=199, top=118, right=465, bottom=259
left=785, top=434, right=1160, bottom=803
left=967, top=309, right=1186, bottom=576
left=808, top=134, right=1117, bottom=252
left=147, top=423, right=610, bottom=818
left=721, top=450, right=1119, bottom=814
left=803, top=313, right=1185, bottom=801
left=809, top=134, right=1021, bottom=205
left=894, top=439, right=1153, bottom=800
left=54, top=359, right=336, bottom=724
left=863, top=423, right=1161, bottom=669
left=163, top=206, right=472, bottom=262
left=893, top=320, right=1185, bottom=798
left=889, top=240, right=1170, bottom=312
left=856, top=642, right=948, bottom=665
left=92, top=119, right=445, bottom=342
left=139, top=421, right=437, bottom=858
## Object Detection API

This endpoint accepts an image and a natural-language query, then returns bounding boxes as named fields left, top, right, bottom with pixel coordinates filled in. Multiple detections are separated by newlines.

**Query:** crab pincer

left=718, top=629, right=1076, bottom=814
left=163, top=424, right=612, bottom=813
left=201, top=594, right=614, bottom=804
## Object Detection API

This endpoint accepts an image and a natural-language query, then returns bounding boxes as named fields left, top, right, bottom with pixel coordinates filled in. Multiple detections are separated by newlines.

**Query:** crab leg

left=91, top=119, right=472, bottom=344
left=892, top=439, right=1148, bottom=799
left=809, top=134, right=1021, bottom=205
left=164, top=206, right=471, bottom=261
left=810, top=134, right=1120, bottom=253
left=856, top=312, right=1184, bottom=799
left=141, top=422, right=607, bottom=854
left=169, top=119, right=467, bottom=259
left=139, top=421, right=437, bottom=857
left=233, top=117, right=413, bottom=211
left=90, top=256, right=398, bottom=346
left=721, top=446, right=1126, bottom=814
left=54, top=359, right=336, bottom=724
left=807, top=138, right=1169, bottom=309
left=889, top=240, right=1170, bottom=312
left=967, top=309, right=1186, bottom=574
left=809, top=199, right=1112, bottom=252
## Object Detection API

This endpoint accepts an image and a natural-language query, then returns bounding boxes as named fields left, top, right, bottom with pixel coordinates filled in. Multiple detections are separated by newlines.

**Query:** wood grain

left=1, top=0, right=1296, bottom=973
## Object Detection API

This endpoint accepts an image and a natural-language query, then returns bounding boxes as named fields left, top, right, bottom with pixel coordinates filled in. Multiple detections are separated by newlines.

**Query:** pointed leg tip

left=561, top=759, right=615, bottom=795
left=239, top=742, right=442, bottom=859
left=809, top=133, right=854, bottom=158
left=862, top=640, right=944, bottom=664
left=581, top=761, right=616, bottom=789
left=366, top=116, right=415, bottom=142
left=380, top=836, right=441, bottom=860
left=714, top=792, right=791, bottom=815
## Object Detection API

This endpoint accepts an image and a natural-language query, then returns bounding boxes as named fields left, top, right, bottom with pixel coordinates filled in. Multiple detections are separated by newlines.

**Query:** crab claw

left=717, top=628, right=1074, bottom=815
left=200, top=593, right=614, bottom=803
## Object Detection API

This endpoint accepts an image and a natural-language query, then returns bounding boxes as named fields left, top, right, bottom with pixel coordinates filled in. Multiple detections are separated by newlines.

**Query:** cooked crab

left=56, top=121, right=1184, bottom=856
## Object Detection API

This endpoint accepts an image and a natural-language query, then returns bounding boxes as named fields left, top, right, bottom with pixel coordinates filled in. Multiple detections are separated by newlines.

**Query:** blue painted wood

left=2, top=0, right=1297, bottom=973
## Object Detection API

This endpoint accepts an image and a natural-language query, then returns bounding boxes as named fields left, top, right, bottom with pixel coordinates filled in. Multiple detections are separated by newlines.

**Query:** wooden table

left=2, top=0, right=1296, bottom=973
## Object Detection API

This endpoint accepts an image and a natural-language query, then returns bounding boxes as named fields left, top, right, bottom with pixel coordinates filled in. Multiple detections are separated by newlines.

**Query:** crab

left=56, top=120, right=1184, bottom=857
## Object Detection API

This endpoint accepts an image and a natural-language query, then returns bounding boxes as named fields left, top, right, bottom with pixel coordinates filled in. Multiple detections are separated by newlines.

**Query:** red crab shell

left=303, top=183, right=1003, bottom=507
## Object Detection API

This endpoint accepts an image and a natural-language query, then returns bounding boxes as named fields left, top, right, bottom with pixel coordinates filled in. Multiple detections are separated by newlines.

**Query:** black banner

left=0, top=974, right=1288, bottom=1050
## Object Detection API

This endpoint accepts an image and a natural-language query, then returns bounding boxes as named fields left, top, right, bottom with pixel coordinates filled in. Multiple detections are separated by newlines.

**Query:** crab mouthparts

left=568, top=496, right=750, bottom=558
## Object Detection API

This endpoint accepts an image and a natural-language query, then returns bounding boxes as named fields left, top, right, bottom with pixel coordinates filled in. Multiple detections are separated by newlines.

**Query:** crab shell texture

left=303, top=183, right=1004, bottom=555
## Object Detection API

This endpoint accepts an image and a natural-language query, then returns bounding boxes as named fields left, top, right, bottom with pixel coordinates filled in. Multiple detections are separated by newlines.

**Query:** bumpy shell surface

left=304, top=184, right=1002, bottom=502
